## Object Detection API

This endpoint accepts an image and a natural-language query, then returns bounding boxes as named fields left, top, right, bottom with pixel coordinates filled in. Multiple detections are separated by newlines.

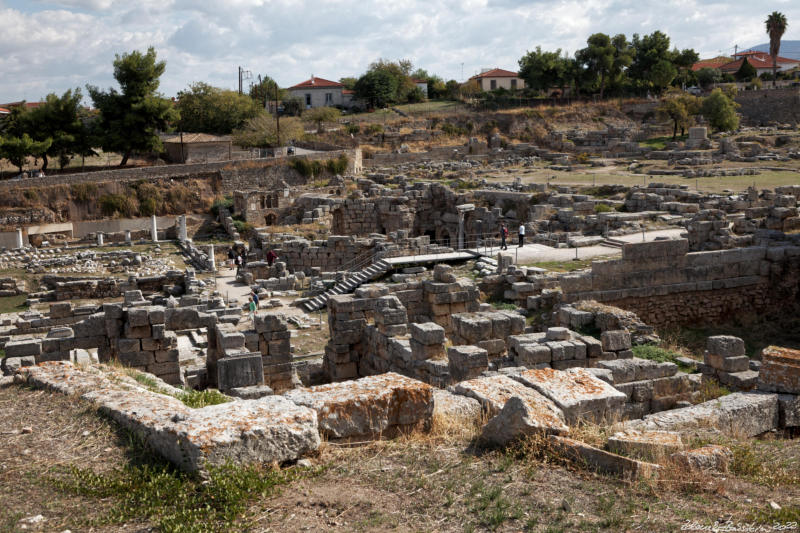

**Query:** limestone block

left=217, top=353, right=264, bottom=391
left=124, top=324, right=151, bottom=339
left=449, top=374, right=553, bottom=417
left=778, top=394, right=800, bottom=428
left=49, top=302, right=72, bottom=319
left=410, top=322, right=445, bottom=345
left=706, top=336, right=745, bottom=358
left=717, top=370, right=759, bottom=390
left=434, top=264, right=456, bottom=283
left=448, top=345, right=489, bottom=381
left=477, top=339, right=506, bottom=356
left=549, top=435, right=660, bottom=479
left=704, top=352, right=749, bottom=373
left=4, top=339, right=42, bottom=357
left=148, top=308, right=166, bottom=325
left=515, top=344, right=551, bottom=366
left=410, top=339, right=445, bottom=361
left=580, top=335, right=602, bottom=358
left=626, top=392, right=779, bottom=437
left=598, top=358, right=676, bottom=384
left=511, top=367, right=627, bottom=424
left=670, top=445, right=732, bottom=473
left=758, top=346, right=800, bottom=394
left=481, top=395, right=569, bottom=446
left=601, top=330, right=631, bottom=352
left=127, top=308, right=150, bottom=327
left=607, top=430, right=683, bottom=460
left=545, top=327, right=571, bottom=341
left=284, top=372, right=433, bottom=439
left=432, top=389, right=481, bottom=425
left=117, top=338, right=141, bottom=353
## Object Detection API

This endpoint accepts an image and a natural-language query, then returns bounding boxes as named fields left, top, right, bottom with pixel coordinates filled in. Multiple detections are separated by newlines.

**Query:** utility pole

left=734, top=44, right=738, bottom=57
left=275, top=83, right=281, bottom=147
left=238, top=66, right=243, bottom=95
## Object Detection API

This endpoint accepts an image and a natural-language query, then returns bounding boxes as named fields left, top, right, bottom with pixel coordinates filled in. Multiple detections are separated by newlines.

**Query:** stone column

left=15, top=228, right=23, bottom=249
left=207, top=244, right=216, bottom=271
left=97, top=232, right=104, bottom=246
left=125, top=230, right=132, bottom=243
left=178, top=215, right=188, bottom=241
left=457, top=212, right=465, bottom=251
left=151, top=215, right=158, bottom=242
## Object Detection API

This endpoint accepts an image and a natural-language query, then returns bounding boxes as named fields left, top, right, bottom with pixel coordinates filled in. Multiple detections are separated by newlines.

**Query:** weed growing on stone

left=176, top=388, right=230, bottom=408
left=632, top=344, right=695, bottom=372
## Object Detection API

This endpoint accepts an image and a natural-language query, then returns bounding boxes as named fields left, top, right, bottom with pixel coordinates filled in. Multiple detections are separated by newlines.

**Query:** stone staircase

left=302, top=259, right=391, bottom=312
left=600, top=237, right=626, bottom=249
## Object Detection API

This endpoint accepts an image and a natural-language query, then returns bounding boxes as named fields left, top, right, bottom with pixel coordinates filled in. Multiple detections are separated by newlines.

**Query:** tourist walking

left=227, top=248, right=235, bottom=269
left=500, top=223, right=508, bottom=250
left=248, top=297, right=256, bottom=323
left=250, top=290, right=259, bottom=309
left=266, top=248, right=277, bottom=267
left=518, top=223, right=525, bottom=247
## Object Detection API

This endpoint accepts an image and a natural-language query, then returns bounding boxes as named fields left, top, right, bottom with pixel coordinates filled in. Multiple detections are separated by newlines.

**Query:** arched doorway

left=265, top=213, right=277, bottom=226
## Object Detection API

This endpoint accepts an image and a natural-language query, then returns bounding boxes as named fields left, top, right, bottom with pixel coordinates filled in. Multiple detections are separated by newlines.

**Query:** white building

left=288, top=76, right=355, bottom=109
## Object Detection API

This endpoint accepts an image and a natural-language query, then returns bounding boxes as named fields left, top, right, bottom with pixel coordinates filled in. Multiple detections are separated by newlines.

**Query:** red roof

left=342, top=89, right=354, bottom=95
left=720, top=56, right=777, bottom=73
left=691, top=57, right=732, bottom=71
left=735, top=51, right=800, bottom=65
left=289, top=76, right=343, bottom=89
left=0, top=107, right=9, bottom=114
left=470, top=68, right=519, bottom=79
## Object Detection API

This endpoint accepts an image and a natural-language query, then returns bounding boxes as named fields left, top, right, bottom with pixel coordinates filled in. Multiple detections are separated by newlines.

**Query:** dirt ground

left=1, top=382, right=798, bottom=533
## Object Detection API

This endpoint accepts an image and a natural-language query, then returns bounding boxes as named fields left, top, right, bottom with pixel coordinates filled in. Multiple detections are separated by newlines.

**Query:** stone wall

left=735, top=88, right=800, bottom=126
left=559, top=239, right=800, bottom=328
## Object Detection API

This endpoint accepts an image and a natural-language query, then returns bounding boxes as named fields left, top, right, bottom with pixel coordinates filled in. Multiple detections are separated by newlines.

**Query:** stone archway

left=436, top=227, right=453, bottom=248
left=265, top=212, right=278, bottom=226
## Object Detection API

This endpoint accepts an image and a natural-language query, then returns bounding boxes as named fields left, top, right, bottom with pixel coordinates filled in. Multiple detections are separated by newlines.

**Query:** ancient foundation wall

left=735, top=88, right=800, bottom=126
left=560, top=239, right=800, bottom=328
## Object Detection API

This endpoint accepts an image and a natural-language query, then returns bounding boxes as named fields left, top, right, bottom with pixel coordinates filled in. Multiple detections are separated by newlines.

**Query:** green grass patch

left=632, top=344, right=696, bottom=373
left=47, top=454, right=319, bottom=532
left=639, top=134, right=688, bottom=150
left=522, top=259, right=594, bottom=272
left=489, top=300, right=518, bottom=311
left=0, top=294, right=28, bottom=314
left=177, top=389, right=231, bottom=408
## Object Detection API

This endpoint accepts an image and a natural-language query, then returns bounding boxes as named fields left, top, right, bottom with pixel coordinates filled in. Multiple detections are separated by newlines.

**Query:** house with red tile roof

left=718, top=51, right=800, bottom=77
left=0, top=107, right=10, bottom=116
left=690, top=57, right=732, bottom=72
left=411, top=78, right=429, bottom=98
left=288, top=76, right=355, bottom=109
left=468, top=68, right=526, bottom=91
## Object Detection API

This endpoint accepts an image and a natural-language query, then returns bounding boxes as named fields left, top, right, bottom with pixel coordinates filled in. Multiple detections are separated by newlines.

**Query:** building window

left=325, top=93, right=333, bottom=104
left=490, top=79, right=497, bottom=90
left=511, top=79, right=517, bottom=89
left=305, top=94, right=312, bottom=106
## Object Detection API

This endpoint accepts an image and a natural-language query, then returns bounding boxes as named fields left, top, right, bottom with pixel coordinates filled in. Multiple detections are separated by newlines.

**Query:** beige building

left=288, top=76, right=355, bottom=109
left=469, top=68, right=526, bottom=91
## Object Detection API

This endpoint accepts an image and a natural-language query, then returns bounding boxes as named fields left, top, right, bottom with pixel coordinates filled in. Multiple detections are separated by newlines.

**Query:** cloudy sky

left=1, top=0, right=798, bottom=103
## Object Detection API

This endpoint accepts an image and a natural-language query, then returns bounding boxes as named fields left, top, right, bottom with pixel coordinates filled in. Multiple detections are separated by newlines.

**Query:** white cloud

left=1, top=0, right=799, bottom=103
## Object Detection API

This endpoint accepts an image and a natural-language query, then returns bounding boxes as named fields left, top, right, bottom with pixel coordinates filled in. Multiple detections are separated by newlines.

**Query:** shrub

left=210, top=195, right=234, bottom=216
left=325, top=154, right=349, bottom=175
left=289, top=158, right=323, bottom=178
left=99, top=194, right=135, bottom=217
left=165, top=185, right=191, bottom=212
left=70, top=183, right=98, bottom=203
left=594, top=203, right=612, bottom=213
left=366, top=124, right=383, bottom=135
left=232, top=219, right=254, bottom=236
left=345, top=123, right=360, bottom=134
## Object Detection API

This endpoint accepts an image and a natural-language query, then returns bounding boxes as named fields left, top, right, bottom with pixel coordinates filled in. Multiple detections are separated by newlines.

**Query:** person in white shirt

left=518, top=224, right=525, bottom=247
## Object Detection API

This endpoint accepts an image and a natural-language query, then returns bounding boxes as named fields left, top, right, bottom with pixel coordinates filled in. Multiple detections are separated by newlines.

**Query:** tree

left=701, top=88, right=739, bottom=132
left=303, top=107, right=341, bottom=133
left=339, top=77, right=358, bottom=90
left=177, top=82, right=263, bottom=134
left=657, top=89, right=700, bottom=139
left=734, top=58, right=757, bottom=82
left=0, top=133, right=52, bottom=173
left=26, top=89, right=93, bottom=170
left=576, top=34, right=632, bottom=98
left=696, top=68, right=722, bottom=88
left=248, top=74, right=284, bottom=108
left=232, top=114, right=303, bottom=148
left=87, top=47, right=178, bottom=166
left=766, top=12, right=788, bottom=88
left=354, top=70, right=398, bottom=108
left=518, top=46, right=568, bottom=93
left=650, top=59, right=678, bottom=93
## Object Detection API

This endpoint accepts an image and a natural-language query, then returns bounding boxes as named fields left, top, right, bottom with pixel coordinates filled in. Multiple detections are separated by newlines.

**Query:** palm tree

left=765, top=11, right=788, bottom=88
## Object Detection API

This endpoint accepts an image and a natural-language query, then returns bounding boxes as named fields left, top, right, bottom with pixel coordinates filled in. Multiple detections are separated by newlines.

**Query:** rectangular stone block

left=601, top=330, right=631, bottom=352
left=706, top=336, right=745, bottom=358
left=704, top=353, right=749, bottom=373
left=758, top=346, right=800, bottom=394
left=124, top=324, right=151, bottom=339
left=515, top=344, right=551, bottom=366
left=127, top=308, right=150, bottom=327
left=117, top=338, right=141, bottom=353
left=217, top=352, right=264, bottom=391
left=410, top=322, right=445, bottom=345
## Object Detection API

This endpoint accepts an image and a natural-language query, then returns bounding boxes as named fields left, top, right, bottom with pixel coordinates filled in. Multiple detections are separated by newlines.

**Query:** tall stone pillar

left=178, top=215, right=188, bottom=241
left=457, top=212, right=465, bottom=250
left=97, top=233, right=104, bottom=246
left=125, top=230, right=132, bottom=243
left=151, top=215, right=158, bottom=242
left=207, top=244, right=216, bottom=271
left=15, top=228, right=23, bottom=249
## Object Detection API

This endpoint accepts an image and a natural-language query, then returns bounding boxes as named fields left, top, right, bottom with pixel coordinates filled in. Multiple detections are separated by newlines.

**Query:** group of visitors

left=499, top=223, right=525, bottom=250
